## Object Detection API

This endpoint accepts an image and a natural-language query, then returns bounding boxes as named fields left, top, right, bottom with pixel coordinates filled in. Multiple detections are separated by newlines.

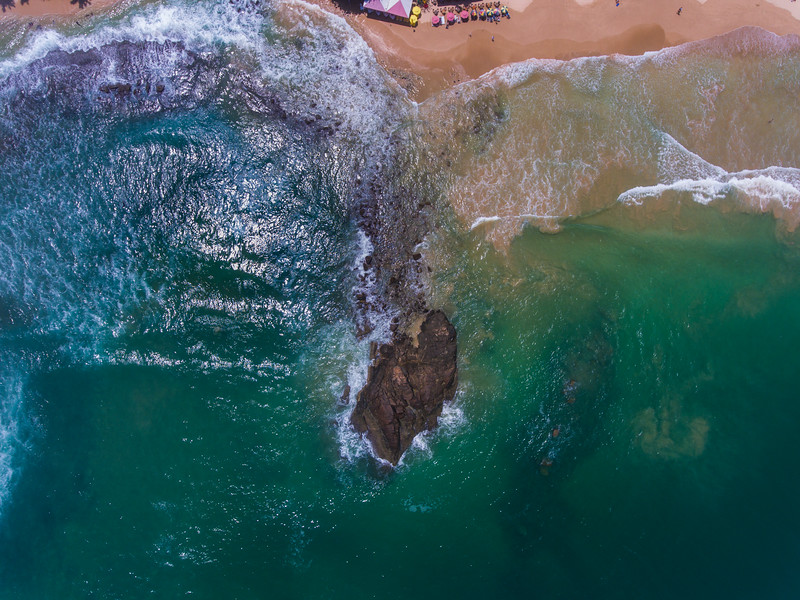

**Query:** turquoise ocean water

left=1, top=2, right=800, bottom=598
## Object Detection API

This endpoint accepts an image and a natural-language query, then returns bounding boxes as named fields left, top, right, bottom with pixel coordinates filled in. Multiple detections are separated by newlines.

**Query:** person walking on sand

left=677, top=6, right=682, bottom=14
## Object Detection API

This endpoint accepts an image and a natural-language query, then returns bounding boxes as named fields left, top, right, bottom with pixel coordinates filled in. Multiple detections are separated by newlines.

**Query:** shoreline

left=4, top=0, right=800, bottom=102
left=319, top=0, right=800, bottom=100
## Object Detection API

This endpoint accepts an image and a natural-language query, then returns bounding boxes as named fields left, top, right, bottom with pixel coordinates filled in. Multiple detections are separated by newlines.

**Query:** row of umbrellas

left=410, top=4, right=421, bottom=25
left=431, top=6, right=503, bottom=25
left=430, top=9, right=469, bottom=24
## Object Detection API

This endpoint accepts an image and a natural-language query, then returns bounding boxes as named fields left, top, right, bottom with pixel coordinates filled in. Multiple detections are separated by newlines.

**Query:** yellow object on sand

left=410, top=13, right=418, bottom=25
left=412, top=6, right=421, bottom=15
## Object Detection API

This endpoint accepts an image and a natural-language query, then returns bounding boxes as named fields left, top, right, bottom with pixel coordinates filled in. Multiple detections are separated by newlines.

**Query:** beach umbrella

left=493, top=7, right=500, bottom=16
left=478, top=8, right=485, bottom=18
left=446, top=11, right=455, bottom=22
left=363, top=0, right=414, bottom=19
left=460, top=9, right=469, bottom=20
left=410, top=13, right=418, bottom=25
left=431, top=13, right=440, bottom=24
left=412, top=5, right=421, bottom=15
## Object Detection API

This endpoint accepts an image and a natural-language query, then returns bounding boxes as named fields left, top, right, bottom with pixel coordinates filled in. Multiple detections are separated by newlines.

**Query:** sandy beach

left=0, top=0, right=116, bottom=18
left=324, top=0, right=800, bottom=99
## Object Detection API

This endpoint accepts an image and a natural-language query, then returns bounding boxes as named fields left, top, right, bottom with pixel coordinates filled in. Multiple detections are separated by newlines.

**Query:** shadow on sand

left=0, top=0, right=26, bottom=14
left=327, top=0, right=361, bottom=14
left=0, top=0, right=91, bottom=11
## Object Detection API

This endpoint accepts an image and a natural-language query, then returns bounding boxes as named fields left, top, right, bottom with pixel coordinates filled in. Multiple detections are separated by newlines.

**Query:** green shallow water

left=4, top=202, right=800, bottom=599
left=430, top=205, right=800, bottom=598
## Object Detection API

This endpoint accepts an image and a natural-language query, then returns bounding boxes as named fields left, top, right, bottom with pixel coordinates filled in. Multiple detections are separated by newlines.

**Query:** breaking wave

left=0, top=0, right=415, bottom=515
left=416, top=26, right=800, bottom=247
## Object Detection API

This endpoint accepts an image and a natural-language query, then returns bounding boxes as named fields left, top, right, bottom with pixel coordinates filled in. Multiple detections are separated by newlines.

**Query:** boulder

left=351, top=310, right=457, bottom=465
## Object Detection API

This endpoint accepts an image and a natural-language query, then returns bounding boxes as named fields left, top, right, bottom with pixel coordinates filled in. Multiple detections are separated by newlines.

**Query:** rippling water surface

left=1, top=2, right=800, bottom=598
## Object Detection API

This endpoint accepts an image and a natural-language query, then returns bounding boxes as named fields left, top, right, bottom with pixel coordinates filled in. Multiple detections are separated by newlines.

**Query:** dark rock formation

left=351, top=310, right=457, bottom=465
left=339, top=384, right=351, bottom=406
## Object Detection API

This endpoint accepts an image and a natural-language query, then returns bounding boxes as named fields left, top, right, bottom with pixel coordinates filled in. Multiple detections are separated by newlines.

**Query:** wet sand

left=322, top=0, right=800, bottom=100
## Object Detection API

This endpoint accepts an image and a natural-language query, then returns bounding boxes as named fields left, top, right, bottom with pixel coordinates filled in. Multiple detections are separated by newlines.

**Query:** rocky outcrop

left=351, top=310, right=458, bottom=465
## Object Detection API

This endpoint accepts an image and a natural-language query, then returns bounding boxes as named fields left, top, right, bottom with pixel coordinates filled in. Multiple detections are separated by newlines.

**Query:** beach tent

left=362, top=0, right=413, bottom=19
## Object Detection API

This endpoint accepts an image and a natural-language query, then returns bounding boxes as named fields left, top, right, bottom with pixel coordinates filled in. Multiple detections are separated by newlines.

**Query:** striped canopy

left=363, top=0, right=413, bottom=18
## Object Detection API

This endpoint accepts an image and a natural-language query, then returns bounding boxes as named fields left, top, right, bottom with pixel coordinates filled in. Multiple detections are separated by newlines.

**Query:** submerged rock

left=351, top=310, right=458, bottom=465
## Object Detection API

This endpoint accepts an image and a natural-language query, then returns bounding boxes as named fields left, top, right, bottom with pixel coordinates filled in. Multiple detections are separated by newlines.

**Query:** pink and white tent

left=362, top=0, right=413, bottom=19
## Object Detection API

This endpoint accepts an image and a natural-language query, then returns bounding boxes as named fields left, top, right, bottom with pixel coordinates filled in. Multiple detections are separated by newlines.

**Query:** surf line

left=470, top=214, right=560, bottom=230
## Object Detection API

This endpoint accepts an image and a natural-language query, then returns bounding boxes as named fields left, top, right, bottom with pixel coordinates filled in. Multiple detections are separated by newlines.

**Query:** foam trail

left=0, top=4, right=406, bottom=514
left=471, top=215, right=561, bottom=230
left=350, top=229, right=400, bottom=344
left=398, top=391, right=466, bottom=468
left=656, top=133, right=727, bottom=183
left=0, top=1, right=264, bottom=79
left=0, top=371, right=29, bottom=519
left=470, top=216, right=502, bottom=230
left=261, top=0, right=409, bottom=127
left=332, top=329, right=373, bottom=464
left=0, top=0, right=410, bottom=139
left=334, top=229, right=403, bottom=465
left=620, top=133, right=800, bottom=218
left=619, top=174, right=800, bottom=204
left=616, top=128, right=800, bottom=224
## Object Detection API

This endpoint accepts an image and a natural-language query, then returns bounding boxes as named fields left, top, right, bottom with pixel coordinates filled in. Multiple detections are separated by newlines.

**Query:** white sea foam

left=332, top=330, right=374, bottom=464
left=470, top=215, right=560, bottom=230
left=438, top=392, right=468, bottom=433
left=0, top=372, right=29, bottom=519
left=619, top=179, right=728, bottom=206
left=487, top=27, right=800, bottom=92
left=350, top=229, right=400, bottom=343
left=619, top=173, right=800, bottom=209
left=429, top=26, right=800, bottom=246
left=0, top=0, right=409, bottom=143
left=396, top=390, right=467, bottom=468
left=260, top=0, right=411, bottom=137
left=330, top=229, right=404, bottom=465
left=656, top=132, right=727, bottom=183
left=332, top=233, right=466, bottom=467
left=469, top=216, right=502, bottom=230
left=0, top=1, right=263, bottom=79
left=619, top=131, right=800, bottom=214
